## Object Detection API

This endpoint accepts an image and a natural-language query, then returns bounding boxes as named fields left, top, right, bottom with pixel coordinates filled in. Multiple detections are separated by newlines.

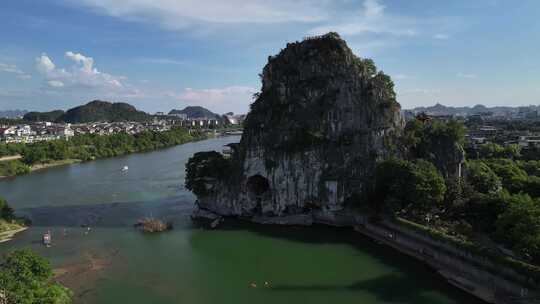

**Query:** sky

left=0, top=0, right=539, bottom=114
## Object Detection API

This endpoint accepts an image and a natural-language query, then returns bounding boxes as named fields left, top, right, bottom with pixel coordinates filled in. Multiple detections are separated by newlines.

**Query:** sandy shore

left=0, top=154, right=22, bottom=162
left=31, top=159, right=81, bottom=172
left=0, top=226, right=28, bottom=243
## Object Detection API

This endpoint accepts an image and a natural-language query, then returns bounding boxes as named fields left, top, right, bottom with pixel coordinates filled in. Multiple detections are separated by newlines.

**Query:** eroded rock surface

left=187, top=33, right=406, bottom=222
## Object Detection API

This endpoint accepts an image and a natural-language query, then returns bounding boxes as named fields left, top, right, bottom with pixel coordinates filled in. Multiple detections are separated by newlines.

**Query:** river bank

left=0, top=221, right=27, bottom=243
left=0, top=136, right=483, bottom=304
left=0, top=129, right=211, bottom=179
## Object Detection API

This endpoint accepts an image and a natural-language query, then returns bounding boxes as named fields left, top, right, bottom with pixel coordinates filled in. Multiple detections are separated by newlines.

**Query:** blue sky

left=0, top=0, right=539, bottom=114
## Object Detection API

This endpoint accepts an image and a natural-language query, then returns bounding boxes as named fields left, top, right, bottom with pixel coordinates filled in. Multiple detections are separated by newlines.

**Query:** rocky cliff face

left=188, top=33, right=404, bottom=222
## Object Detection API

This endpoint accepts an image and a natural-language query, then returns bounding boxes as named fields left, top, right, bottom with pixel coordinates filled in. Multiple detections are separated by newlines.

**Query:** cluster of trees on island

left=371, top=119, right=540, bottom=266
left=0, top=128, right=206, bottom=177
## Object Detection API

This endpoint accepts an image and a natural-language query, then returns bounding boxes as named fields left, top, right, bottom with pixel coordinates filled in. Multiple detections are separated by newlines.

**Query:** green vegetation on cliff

left=0, top=249, right=72, bottom=303
left=186, top=151, right=231, bottom=196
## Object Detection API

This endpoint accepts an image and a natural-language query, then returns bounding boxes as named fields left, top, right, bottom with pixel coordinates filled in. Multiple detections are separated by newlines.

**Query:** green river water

left=0, top=136, right=484, bottom=304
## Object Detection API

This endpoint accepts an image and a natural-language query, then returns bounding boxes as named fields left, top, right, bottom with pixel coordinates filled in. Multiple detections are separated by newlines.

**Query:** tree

left=0, top=249, right=72, bottom=304
left=495, top=193, right=540, bottom=263
left=464, top=160, right=502, bottom=194
left=484, top=159, right=528, bottom=193
left=461, top=191, right=509, bottom=233
left=479, top=143, right=521, bottom=159
left=373, top=158, right=446, bottom=214
left=185, top=151, right=231, bottom=196
left=0, top=198, right=14, bottom=220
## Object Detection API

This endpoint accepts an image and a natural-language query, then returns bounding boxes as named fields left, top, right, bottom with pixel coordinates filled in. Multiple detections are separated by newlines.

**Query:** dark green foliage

left=0, top=160, right=30, bottom=176
left=373, top=158, right=446, bottom=214
left=23, top=110, right=65, bottom=122
left=404, top=119, right=466, bottom=157
left=0, top=249, right=72, bottom=303
left=478, top=143, right=521, bottom=159
left=23, top=100, right=151, bottom=124
left=483, top=159, right=529, bottom=193
left=519, top=160, right=540, bottom=177
left=0, top=198, right=14, bottom=220
left=460, top=191, right=509, bottom=233
left=185, top=151, right=231, bottom=196
left=464, top=160, right=502, bottom=194
left=0, top=129, right=204, bottom=177
left=0, top=142, right=26, bottom=158
left=494, top=194, right=540, bottom=263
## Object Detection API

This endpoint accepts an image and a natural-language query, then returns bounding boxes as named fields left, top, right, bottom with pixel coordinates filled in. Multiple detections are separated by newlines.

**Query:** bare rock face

left=187, top=33, right=404, bottom=222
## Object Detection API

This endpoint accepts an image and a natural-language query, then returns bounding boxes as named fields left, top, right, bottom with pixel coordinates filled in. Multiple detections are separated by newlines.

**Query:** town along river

left=0, top=136, right=484, bottom=304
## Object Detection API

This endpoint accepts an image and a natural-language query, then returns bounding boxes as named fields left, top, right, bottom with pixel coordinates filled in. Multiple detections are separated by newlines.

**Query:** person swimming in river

left=250, top=281, right=271, bottom=288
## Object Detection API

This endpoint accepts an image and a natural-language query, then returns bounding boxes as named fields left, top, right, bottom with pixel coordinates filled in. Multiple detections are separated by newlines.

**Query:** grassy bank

left=391, top=217, right=540, bottom=287
left=0, top=128, right=209, bottom=178
left=0, top=220, right=27, bottom=243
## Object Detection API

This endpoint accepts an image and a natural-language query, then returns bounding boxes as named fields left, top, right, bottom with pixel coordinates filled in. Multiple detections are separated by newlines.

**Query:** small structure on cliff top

left=186, top=32, right=463, bottom=223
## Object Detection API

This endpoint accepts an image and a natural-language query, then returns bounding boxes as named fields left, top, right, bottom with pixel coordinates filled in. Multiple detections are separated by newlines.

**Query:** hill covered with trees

left=58, top=100, right=151, bottom=123
left=24, top=110, right=65, bottom=122
left=169, top=106, right=220, bottom=119
left=23, top=100, right=152, bottom=123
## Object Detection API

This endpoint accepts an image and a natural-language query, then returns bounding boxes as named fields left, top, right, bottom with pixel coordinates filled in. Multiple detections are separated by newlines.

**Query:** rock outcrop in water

left=187, top=33, right=404, bottom=223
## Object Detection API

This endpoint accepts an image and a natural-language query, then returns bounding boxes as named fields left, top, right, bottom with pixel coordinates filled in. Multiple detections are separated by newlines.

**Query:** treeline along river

left=0, top=136, right=484, bottom=304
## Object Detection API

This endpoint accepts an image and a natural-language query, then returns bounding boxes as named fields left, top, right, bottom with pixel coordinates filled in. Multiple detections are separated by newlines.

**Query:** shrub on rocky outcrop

left=185, top=151, right=231, bottom=196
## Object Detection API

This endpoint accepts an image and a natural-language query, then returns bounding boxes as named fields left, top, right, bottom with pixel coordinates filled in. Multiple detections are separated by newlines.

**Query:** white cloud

left=35, top=51, right=125, bottom=90
left=394, top=74, right=415, bottom=80
left=457, top=72, right=477, bottom=79
left=35, top=54, right=56, bottom=74
left=66, top=0, right=327, bottom=31
left=363, top=0, right=385, bottom=18
left=172, top=86, right=257, bottom=113
left=434, top=33, right=449, bottom=40
left=0, top=62, right=32, bottom=80
left=308, top=0, right=417, bottom=37
left=47, top=80, right=65, bottom=88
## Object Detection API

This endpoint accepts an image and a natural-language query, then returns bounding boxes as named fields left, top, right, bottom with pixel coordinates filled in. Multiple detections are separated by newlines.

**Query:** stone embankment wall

left=354, top=217, right=539, bottom=304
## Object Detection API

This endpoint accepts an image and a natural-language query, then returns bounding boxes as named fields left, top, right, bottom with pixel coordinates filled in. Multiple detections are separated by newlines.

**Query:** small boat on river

left=121, top=166, right=129, bottom=172
left=43, top=231, right=51, bottom=247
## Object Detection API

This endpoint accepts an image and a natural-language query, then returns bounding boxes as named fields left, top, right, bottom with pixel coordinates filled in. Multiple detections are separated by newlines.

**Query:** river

left=0, top=136, right=483, bottom=304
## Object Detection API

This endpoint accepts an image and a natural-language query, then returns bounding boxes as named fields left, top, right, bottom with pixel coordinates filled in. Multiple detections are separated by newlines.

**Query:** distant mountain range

left=169, top=106, right=221, bottom=120
left=0, top=109, right=28, bottom=118
left=24, top=100, right=151, bottom=123
left=405, top=103, right=538, bottom=117
left=19, top=101, right=230, bottom=124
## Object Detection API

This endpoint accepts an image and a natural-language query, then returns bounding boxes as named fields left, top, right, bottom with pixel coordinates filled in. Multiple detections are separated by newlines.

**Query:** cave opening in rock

left=247, top=175, right=270, bottom=197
